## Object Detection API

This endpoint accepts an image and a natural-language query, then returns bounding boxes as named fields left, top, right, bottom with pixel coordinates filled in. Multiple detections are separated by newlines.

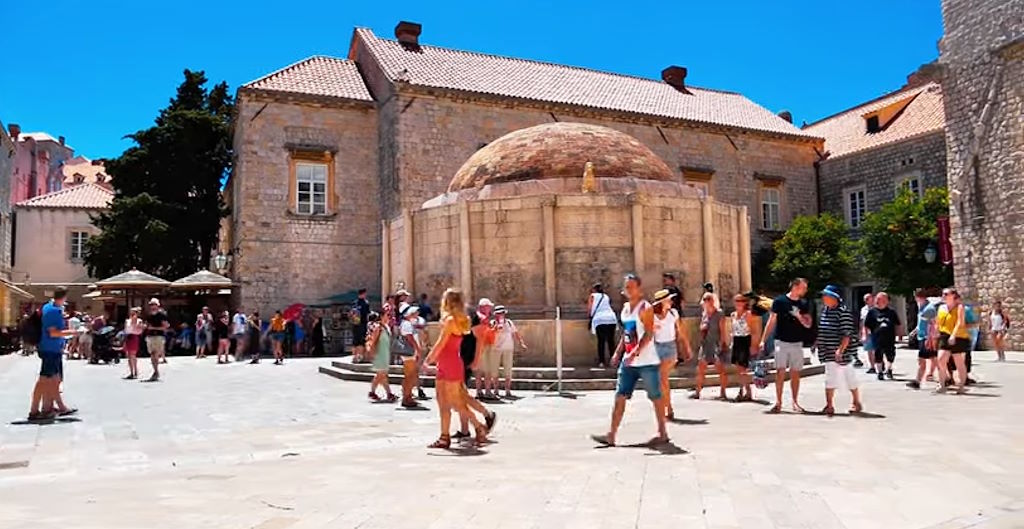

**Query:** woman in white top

left=591, top=274, right=668, bottom=447
left=730, top=294, right=762, bottom=402
left=652, top=289, right=692, bottom=421
left=587, top=283, right=619, bottom=367
left=990, top=300, right=1010, bottom=362
left=123, top=308, right=146, bottom=380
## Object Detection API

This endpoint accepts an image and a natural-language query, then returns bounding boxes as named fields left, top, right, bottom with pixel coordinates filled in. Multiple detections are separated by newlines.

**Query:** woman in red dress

left=426, top=288, right=489, bottom=448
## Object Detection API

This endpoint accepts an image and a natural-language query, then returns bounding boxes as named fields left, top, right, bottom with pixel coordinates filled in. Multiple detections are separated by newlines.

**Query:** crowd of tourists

left=350, top=286, right=528, bottom=448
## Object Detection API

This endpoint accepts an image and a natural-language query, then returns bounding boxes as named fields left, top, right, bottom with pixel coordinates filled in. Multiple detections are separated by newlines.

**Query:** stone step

left=331, top=355, right=811, bottom=380
left=318, top=363, right=825, bottom=392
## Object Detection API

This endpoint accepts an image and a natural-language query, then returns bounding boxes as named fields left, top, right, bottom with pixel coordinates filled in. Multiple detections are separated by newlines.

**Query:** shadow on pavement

left=668, top=418, right=709, bottom=425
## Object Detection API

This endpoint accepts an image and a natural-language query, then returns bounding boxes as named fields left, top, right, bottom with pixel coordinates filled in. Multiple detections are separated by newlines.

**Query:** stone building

left=229, top=21, right=823, bottom=311
left=804, top=77, right=947, bottom=313
left=0, top=120, right=32, bottom=325
left=940, top=0, right=1024, bottom=348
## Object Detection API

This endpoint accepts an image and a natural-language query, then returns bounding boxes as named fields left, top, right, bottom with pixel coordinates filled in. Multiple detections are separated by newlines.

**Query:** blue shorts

left=862, top=335, right=874, bottom=352
left=39, top=353, right=63, bottom=378
left=271, top=332, right=285, bottom=342
left=616, top=364, right=661, bottom=400
left=655, top=341, right=677, bottom=361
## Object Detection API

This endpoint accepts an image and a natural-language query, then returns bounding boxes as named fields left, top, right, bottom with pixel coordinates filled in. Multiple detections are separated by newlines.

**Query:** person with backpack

left=27, top=287, right=78, bottom=421
left=588, top=283, right=618, bottom=368
left=908, top=289, right=941, bottom=390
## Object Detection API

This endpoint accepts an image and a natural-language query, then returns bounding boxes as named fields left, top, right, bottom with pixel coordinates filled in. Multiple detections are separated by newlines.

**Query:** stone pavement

left=0, top=351, right=1022, bottom=529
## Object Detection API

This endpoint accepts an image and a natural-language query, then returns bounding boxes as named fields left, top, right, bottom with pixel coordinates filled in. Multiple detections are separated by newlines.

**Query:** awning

left=0, top=278, right=33, bottom=299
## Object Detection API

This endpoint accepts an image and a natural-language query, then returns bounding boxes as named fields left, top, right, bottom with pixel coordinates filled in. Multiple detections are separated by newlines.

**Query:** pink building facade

left=7, top=124, right=75, bottom=204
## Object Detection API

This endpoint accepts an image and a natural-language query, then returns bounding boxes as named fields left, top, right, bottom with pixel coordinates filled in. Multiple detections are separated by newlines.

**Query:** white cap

left=148, top=298, right=160, bottom=306
left=477, top=298, right=494, bottom=307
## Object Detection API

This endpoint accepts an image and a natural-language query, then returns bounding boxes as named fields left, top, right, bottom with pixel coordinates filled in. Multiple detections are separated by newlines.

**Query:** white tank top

left=732, top=311, right=752, bottom=337
left=654, top=308, right=679, bottom=343
left=621, top=300, right=659, bottom=366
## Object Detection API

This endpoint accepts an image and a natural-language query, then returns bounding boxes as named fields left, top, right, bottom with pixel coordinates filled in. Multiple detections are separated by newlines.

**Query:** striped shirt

left=817, top=304, right=857, bottom=364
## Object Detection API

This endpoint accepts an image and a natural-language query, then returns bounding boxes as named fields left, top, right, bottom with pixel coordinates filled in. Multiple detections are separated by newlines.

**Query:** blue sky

left=1, top=0, right=942, bottom=160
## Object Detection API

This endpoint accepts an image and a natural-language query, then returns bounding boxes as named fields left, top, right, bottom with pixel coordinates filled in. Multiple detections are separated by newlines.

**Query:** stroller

left=89, top=326, right=121, bottom=364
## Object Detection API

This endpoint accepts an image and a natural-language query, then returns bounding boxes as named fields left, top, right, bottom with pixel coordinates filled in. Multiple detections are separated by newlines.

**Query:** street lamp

left=924, top=243, right=938, bottom=264
left=213, top=252, right=228, bottom=273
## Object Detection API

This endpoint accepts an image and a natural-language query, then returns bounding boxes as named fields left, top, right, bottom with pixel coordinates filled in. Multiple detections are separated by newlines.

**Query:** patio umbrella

left=95, top=269, right=170, bottom=313
left=170, top=270, right=234, bottom=291
left=283, top=303, right=305, bottom=321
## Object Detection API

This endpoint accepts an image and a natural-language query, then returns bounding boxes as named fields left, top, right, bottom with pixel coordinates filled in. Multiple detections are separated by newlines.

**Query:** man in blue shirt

left=28, top=287, right=78, bottom=421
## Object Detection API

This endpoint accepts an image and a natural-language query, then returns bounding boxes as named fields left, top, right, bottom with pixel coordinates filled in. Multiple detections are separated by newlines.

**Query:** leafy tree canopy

left=769, top=213, right=855, bottom=292
left=858, top=187, right=953, bottom=297
left=85, top=70, right=233, bottom=280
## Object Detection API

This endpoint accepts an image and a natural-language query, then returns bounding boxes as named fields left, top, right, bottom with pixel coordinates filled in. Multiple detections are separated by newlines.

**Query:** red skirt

left=124, top=334, right=141, bottom=354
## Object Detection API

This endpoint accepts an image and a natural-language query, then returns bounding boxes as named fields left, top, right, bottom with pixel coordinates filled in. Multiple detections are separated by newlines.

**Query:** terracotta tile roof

left=242, top=56, right=373, bottom=102
left=803, top=82, right=945, bottom=159
left=16, top=182, right=113, bottom=209
left=62, top=158, right=109, bottom=185
left=354, top=28, right=817, bottom=139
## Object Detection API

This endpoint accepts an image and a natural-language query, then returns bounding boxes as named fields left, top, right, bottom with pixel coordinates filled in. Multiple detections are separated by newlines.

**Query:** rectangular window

left=845, top=186, right=867, bottom=228
left=896, top=174, right=923, bottom=199
left=760, top=187, right=781, bottom=230
left=295, top=162, right=328, bottom=215
left=70, top=231, right=88, bottom=261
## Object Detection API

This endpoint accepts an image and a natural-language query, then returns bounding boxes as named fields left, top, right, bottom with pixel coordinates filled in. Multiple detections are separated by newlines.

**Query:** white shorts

left=775, top=341, right=803, bottom=370
left=825, top=362, right=859, bottom=390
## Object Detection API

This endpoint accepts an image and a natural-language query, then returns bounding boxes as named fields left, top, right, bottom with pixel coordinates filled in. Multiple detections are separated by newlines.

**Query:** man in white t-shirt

left=232, top=309, right=248, bottom=361
left=860, top=293, right=874, bottom=371
left=491, top=305, right=527, bottom=399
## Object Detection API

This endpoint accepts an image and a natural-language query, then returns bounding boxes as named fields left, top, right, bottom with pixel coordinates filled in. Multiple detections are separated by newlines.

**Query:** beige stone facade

left=940, top=0, right=1024, bottom=349
left=229, top=24, right=821, bottom=312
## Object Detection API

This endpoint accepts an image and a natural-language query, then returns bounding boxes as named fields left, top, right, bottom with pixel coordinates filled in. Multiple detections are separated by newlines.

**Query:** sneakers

left=877, top=371, right=885, bottom=381
left=853, top=359, right=864, bottom=368
left=417, top=388, right=428, bottom=400
left=885, top=369, right=894, bottom=380
left=906, top=380, right=921, bottom=389
left=867, top=367, right=877, bottom=374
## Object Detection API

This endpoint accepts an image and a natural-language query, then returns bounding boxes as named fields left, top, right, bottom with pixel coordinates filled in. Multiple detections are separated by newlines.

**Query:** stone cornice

left=238, top=87, right=376, bottom=111
left=392, top=82, right=824, bottom=147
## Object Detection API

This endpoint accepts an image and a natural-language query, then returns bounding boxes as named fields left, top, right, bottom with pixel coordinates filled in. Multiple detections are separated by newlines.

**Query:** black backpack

left=20, top=309, right=43, bottom=346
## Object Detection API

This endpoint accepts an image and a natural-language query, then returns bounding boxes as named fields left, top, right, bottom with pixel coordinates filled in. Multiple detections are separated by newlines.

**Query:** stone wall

left=381, top=92, right=820, bottom=250
left=819, top=131, right=947, bottom=222
left=389, top=193, right=748, bottom=318
left=231, top=94, right=380, bottom=312
left=940, top=0, right=1024, bottom=348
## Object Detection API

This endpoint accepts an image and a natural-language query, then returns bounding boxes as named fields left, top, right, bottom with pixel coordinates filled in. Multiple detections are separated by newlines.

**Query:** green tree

left=85, top=70, right=233, bottom=279
left=858, top=187, right=953, bottom=297
left=769, top=213, right=855, bottom=291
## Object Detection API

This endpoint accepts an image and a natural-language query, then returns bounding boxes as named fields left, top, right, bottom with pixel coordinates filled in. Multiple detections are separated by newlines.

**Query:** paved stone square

left=0, top=351, right=1022, bottom=529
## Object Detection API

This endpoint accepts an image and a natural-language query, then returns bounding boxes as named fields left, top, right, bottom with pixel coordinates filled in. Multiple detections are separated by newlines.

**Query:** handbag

left=589, top=293, right=605, bottom=332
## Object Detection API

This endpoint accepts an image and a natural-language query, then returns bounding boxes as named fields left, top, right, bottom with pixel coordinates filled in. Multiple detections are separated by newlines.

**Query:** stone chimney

left=395, top=21, right=422, bottom=49
left=777, top=110, right=793, bottom=123
left=661, top=66, right=690, bottom=94
left=8, top=123, right=20, bottom=140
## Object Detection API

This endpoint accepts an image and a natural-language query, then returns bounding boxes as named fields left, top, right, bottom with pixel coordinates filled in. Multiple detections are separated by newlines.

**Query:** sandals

left=591, top=434, right=615, bottom=447
left=485, top=411, right=497, bottom=432
left=428, top=434, right=451, bottom=449
left=850, top=402, right=863, bottom=414
left=452, top=431, right=471, bottom=439
left=368, top=392, right=381, bottom=401
left=821, top=406, right=835, bottom=417
left=474, top=427, right=489, bottom=445
left=385, top=394, right=399, bottom=403
left=666, top=410, right=675, bottom=421
left=57, top=408, right=78, bottom=417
